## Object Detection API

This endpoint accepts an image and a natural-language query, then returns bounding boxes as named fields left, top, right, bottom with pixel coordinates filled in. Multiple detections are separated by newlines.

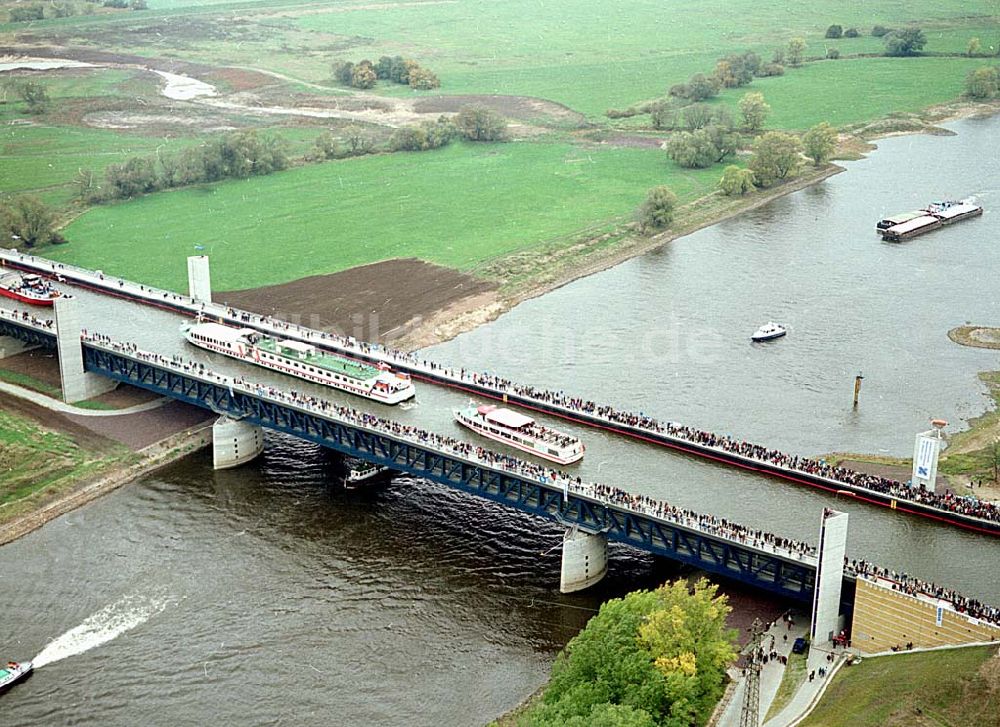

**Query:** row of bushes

left=78, top=130, right=290, bottom=203
left=8, top=0, right=144, bottom=21
left=332, top=56, right=440, bottom=91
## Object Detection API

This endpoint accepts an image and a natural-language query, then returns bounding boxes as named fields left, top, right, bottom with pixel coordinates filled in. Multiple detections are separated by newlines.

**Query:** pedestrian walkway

left=0, top=380, right=168, bottom=417
left=715, top=612, right=852, bottom=727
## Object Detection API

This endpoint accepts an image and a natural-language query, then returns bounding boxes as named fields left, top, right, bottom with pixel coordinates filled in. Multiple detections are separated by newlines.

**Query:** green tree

left=649, top=100, right=678, bottom=130
left=310, top=130, right=343, bottom=160
left=884, top=28, right=927, bottom=56
left=683, top=103, right=713, bottom=130
left=965, top=66, right=1000, bottom=99
left=15, top=81, right=50, bottom=115
left=637, top=185, right=678, bottom=232
left=844, top=27, right=859, bottom=38
left=749, top=131, right=803, bottom=186
left=718, top=165, right=756, bottom=196
left=968, top=37, right=982, bottom=57
left=803, top=121, right=838, bottom=165
left=758, top=62, right=785, bottom=77
left=1, top=195, right=58, bottom=248
left=704, top=123, right=739, bottom=162
left=738, top=91, right=770, bottom=131
left=454, top=105, right=508, bottom=141
left=666, top=130, right=718, bottom=168
left=771, top=48, right=785, bottom=65
left=787, top=37, right=807, bottom=66
left=523, top=579, right=736, bottom=726
left=825, top=25, right=843, bottom=39
left=342, top=125, right=375, bottom=155
left=105, top=156, right=159, bottom=198
left=826, top=48, right=841, bottom=60
left=407, top=66, right=440, bottom=90
left=332, top=61, right=355, bottom=85
left=685, top=72, right=720, bottom=101
left=351, top=60, right=377, bottom=89
left=871, top=25, right=891, bottom=37
left=8, top=4, right=44, bottom=20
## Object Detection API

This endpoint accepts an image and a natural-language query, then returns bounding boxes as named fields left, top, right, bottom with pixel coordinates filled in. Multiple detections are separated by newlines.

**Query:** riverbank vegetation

left=511, top=579, right=736, bottom=727
left=0, top=0, right=997, bottom=296
left=0, top=401, right=131, bottom=527
left=800, top=645, right=1000, bottom=727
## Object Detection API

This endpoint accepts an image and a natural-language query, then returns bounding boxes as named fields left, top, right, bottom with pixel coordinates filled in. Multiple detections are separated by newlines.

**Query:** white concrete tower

left=187, top=255, right=212, bottom=303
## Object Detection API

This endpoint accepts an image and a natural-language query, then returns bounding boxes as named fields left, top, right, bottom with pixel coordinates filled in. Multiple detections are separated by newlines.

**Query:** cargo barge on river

left=182, top=321, right=415, bottom=404
left=879, top=201, right=983, bottom=242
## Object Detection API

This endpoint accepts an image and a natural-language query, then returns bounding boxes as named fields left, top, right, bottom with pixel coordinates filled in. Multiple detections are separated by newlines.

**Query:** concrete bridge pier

left=560, top=526, right=608, bottom=593
left=212, top=415, right=264, bottom=469
left=187, top=255, right=212, bottom=303
left=0, top=336, right=38, bottom=359
left=54, top=296, right=117, bottom=403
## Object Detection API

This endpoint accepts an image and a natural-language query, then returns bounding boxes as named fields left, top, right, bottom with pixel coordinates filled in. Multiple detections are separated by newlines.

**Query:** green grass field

left=2, top=0, right=997, bottom=290
left=54, top=140, right=722, bottom=290
left=802, top=646, right=1000, bottom=727
left=0, top=405, right=129, bottom=525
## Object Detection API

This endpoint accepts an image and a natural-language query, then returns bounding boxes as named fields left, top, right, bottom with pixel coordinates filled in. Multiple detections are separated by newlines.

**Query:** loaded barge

left=879, top=200, right=983, bottom=242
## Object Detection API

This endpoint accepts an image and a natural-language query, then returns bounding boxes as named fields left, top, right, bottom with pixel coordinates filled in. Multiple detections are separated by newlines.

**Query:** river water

left=3, top=115, right=1000, bottom=725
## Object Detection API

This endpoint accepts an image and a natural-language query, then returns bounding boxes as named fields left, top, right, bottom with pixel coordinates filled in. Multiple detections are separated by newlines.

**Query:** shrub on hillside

left=884, top=28, right=927, bottom=56
left=871, top=25, right=891, bottom=37
left=825, top=25, right=843, bottom=39
left=844, top=27, right=859, bottom=38
left=827, top=48, right=841, bottom=59
left=454, top=105, right=508, bottom=141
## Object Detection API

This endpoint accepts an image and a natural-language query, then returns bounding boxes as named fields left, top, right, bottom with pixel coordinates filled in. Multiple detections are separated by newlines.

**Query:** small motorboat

left=751, top=322, right=786, bottom=342
left=0, top=660, right=33, bottom=693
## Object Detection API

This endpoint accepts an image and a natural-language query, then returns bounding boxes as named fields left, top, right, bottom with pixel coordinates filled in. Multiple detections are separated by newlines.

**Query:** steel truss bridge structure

left=0, top=310, right=828, bottom=603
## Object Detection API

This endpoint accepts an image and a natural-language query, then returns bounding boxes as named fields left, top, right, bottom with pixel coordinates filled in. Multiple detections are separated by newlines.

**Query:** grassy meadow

left=54, top=141, right=724, bottom=290
left=1, top=0, right=998, bottom=290
left=801, top=646, right=1000, bottom=727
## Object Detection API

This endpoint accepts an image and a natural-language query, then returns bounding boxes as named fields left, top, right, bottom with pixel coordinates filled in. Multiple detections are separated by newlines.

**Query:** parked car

left=792, top=637, right=807, bottom=654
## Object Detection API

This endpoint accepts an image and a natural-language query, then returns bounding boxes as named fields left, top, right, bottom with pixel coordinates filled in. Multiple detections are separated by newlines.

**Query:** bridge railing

left=80, top=331, right=819, bottom=568
left=5, top=249, right=998, bottom=534
left=0, top=305, right=55, bottom=331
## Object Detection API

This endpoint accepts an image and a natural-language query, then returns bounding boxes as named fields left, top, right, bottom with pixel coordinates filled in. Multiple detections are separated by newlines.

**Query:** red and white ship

left=454, top=403, right=585, bottom=465
left=0, top=273, right=62, bottom=306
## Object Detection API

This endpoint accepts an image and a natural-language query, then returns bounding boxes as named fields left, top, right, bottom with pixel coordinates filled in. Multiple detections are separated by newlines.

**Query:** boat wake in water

left=32, top=590, right=175, bottom=668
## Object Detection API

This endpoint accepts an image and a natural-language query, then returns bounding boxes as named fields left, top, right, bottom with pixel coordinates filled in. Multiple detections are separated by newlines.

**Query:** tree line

left=520, top=580, right=736, bottom=727
left=332, top=56, right=440, bottom=91
left=77, top=129, right=291, bottom=203
left=8, top=0, right=145, bottom=21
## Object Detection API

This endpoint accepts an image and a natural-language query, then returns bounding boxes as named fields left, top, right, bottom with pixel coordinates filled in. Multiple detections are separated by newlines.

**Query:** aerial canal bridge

left=2, top=249, right=997, bottom=536
left=1, top=303, right=826, bottom=601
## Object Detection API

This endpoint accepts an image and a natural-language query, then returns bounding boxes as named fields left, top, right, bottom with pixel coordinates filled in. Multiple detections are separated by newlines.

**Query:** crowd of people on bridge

left=65, top=329, right=1000, bottom=632
left=0, top=307, right=54, bottom=329
left=849, top=559, right=1000, bottom=628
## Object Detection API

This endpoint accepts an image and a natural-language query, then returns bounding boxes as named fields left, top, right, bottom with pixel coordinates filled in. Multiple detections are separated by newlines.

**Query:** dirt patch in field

left=218, top=258, right=498, bottom=345
left=414, top=94, right=589, bottom=127
left=595, top=133, right=667, bottom=149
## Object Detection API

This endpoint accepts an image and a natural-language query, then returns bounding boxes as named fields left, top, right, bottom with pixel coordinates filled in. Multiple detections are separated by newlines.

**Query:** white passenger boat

left=343, top=457, right=392, bottom=488
left=453, top=403, right=585, bottom=465
left=181, top=321, right=415, bottom=404
left=751, top=322, right=786, bottom=342
left=0, top=660, right=32, bottom=693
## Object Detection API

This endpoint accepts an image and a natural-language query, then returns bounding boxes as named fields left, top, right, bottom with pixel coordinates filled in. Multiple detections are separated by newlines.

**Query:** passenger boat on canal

left=751, top=322, right=786, bottom=342
left=0, top=273, right=62, bottom=306
left=343, top=457, right=393, bottom=488
left=0, top=661, right=32, bottom=693
left=181, top=321, right=416, bottom=404
left=454, top=403, right=585, bottom=465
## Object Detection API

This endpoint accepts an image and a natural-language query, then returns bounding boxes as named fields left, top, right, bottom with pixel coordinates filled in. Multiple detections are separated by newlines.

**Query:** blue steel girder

left=0, top=318, right=57, bottom=348
left=81, top=344, right=818, bottom=602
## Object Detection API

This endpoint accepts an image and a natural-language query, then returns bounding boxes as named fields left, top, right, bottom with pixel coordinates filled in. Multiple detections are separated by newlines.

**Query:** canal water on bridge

left=3, top=115, right=1000, bottom=725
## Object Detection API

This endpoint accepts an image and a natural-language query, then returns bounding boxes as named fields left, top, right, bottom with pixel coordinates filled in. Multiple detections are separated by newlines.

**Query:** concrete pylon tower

left=810, top=508, right=849, bottom=645
left=53, top=296, right=116, bottom=403
left=187, top=255, right=212, bottom=303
